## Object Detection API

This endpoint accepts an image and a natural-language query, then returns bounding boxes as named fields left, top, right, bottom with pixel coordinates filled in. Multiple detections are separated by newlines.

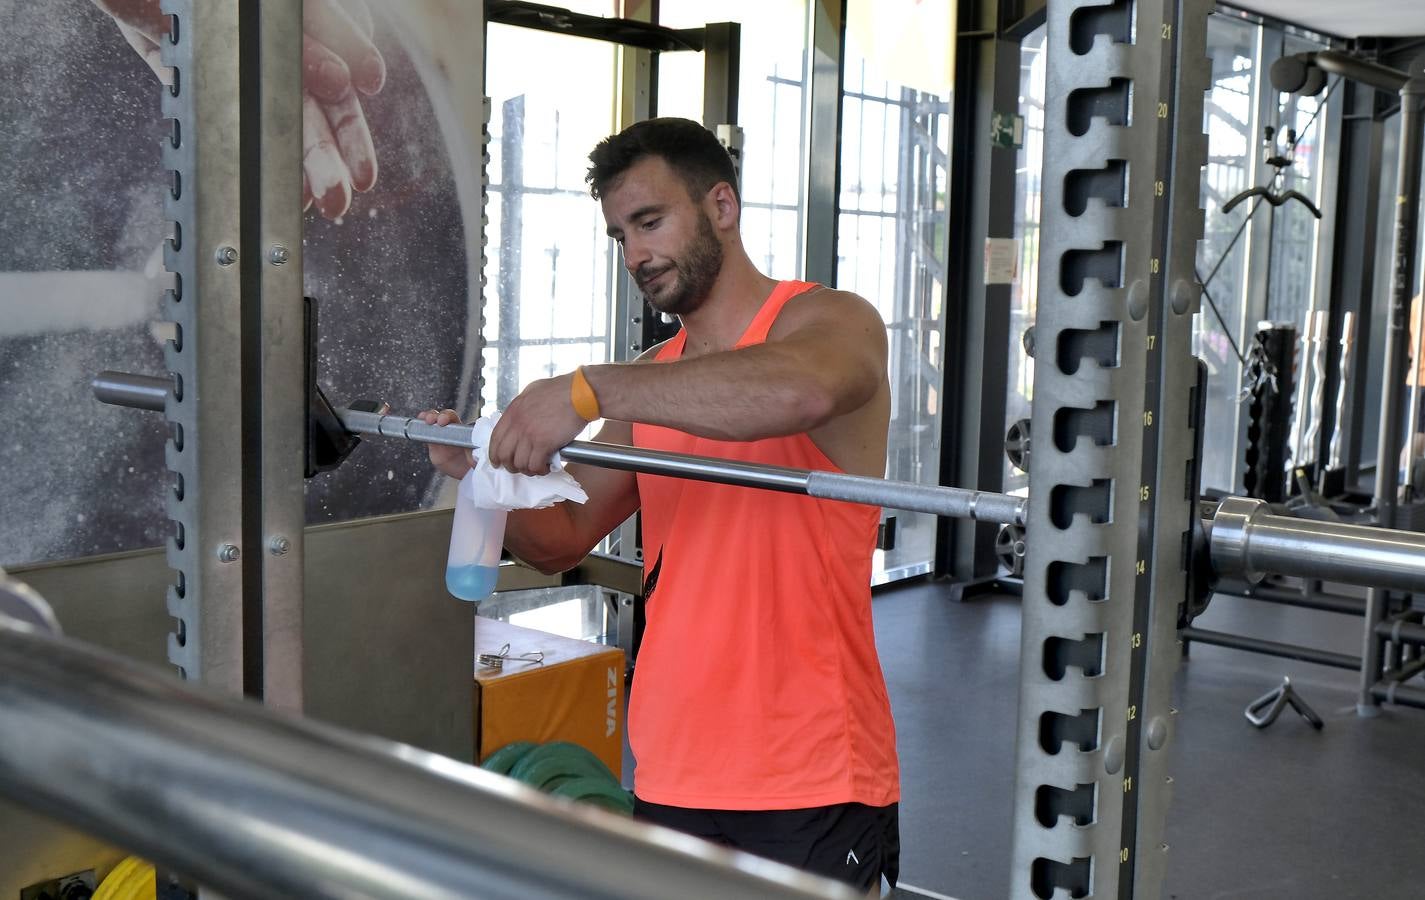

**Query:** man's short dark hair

left=586, top=117, right=739, bottom=203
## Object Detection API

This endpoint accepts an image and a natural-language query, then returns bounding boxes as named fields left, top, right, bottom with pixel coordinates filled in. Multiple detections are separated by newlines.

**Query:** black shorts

left=633, top=797, right=900, bottom=892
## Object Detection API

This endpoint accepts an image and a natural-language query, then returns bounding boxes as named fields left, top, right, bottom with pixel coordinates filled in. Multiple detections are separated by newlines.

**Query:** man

left=423, top=117, right=899, bottom=891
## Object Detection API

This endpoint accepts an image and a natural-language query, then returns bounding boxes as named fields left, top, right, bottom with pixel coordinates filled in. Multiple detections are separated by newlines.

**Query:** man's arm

left=590, top=289, right=886, bottom=440
left=486, top=289, right=887, bottom=475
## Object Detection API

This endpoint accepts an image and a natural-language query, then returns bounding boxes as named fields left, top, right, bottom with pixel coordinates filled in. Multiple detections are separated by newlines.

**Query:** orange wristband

left=570, top=366, right=601, bottom=422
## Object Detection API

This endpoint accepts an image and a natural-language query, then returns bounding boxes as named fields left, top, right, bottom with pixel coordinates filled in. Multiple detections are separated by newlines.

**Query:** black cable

left=1195, top=264, right=1250, bottom=368
left=1200, top=194, right=1265, bottom=289
left=1286, top=75, right=1340, bottom=153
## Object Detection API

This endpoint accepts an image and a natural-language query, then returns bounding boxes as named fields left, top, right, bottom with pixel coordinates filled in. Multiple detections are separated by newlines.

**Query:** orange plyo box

left=473, top=617, right=625, bottom=777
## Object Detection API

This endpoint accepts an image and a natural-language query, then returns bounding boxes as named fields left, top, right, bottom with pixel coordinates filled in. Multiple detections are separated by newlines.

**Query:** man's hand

left=487, top=374, right=590, bottom=476
left=92, top=0, right=384, bottom=220
left=299, top=0, right=383, bottom=219
left=417, top=408, right=475, bottom=480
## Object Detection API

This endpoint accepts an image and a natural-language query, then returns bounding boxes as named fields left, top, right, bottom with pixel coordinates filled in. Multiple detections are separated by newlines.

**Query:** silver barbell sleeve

left=337, top=408, right=1030, bottom=527
left=1209, top=496, right=1425, bottom=593
left=0, top=603, right=857, bottom=900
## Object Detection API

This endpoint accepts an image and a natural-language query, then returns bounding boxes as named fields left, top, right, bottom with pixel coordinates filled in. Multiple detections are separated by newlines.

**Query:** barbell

left=89, top=372, right=1425, bottom=597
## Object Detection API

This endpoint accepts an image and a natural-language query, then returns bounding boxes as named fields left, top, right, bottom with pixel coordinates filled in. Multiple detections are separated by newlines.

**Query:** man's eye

left=641, top=218, right=661, bottom=230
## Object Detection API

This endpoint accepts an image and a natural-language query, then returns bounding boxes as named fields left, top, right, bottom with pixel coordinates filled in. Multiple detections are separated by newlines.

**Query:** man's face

left=602, top=155, right=725, bottom=317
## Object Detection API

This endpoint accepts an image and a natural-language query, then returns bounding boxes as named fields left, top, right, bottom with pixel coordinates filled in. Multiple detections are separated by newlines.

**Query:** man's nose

left=622, top=236, right=650, bottom=273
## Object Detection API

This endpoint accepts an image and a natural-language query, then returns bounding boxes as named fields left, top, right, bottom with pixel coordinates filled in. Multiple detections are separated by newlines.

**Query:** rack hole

left=1067, top=77, right=1132, bottom=136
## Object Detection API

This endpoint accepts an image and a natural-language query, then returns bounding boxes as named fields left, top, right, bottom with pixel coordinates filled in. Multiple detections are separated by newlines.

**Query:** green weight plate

left=549, top=776, right=635, bottom=815
left=508, top=742, right=620, bottom=788
left=480, top=741, right=537, bottom=776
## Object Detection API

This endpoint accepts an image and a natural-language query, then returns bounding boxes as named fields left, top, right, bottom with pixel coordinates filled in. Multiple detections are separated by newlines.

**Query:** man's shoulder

left=770, top=285, right=880, bottom=332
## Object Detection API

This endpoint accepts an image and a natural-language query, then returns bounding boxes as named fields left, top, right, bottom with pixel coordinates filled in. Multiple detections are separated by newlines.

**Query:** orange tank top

left=628, top=280, right=900, bottom=810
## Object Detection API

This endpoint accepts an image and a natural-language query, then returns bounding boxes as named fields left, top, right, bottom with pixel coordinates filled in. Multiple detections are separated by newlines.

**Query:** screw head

left=269, top=536, right=291, bottom=556
left=215, top=246, right=238, bottom=266
left=269, top=244, right=290, bottom=266
left=218, top=544, right=241, bottom=562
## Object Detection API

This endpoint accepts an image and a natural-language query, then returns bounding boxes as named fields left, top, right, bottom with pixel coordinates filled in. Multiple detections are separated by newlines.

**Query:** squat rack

left=15, top=0, right=1425, bottom=897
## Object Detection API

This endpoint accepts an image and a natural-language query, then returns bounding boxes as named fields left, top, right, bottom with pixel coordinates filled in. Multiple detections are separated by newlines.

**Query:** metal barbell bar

left=337, top=408, right=1029, bottom=526
left=89, top=375, right=1425, bottom=595
left=0, top=578, right=857, bottom=900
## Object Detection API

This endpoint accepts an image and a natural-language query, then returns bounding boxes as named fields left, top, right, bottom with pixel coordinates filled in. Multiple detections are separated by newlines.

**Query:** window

left=483, top=20, right=620, bottom=427
left=658, top=0, right=810, bottom=277
left=837, top=0, right=953, bottom=582
left=1196, top=13, right=1261, bottom=494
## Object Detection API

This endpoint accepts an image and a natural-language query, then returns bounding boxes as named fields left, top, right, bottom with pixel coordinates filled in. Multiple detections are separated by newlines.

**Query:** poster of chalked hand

left=0, top=0, right=485, bottom=567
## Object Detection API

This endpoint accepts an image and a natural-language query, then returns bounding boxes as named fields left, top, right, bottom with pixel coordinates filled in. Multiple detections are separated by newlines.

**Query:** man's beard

left=636, top=212, right=724, bottom=317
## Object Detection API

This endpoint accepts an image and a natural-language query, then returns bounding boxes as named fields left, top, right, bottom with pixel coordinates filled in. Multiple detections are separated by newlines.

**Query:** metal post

left=1363, top=54, right=1425, bottom=715
left=802, top=0, right=845, bottom=285
left=1177, top=627, right=1360, bottom=671
left=1307, top=50, right=1408, bottom=94
left=940, top=0, right=1018, bottom=587
left=1407, top=294, right=1425, bottom=494
left=498, top=96, right=526, bottom=411
left=249, top=0, right=306, bottom=713
left=1339, top=85, right=1388, bottom=484
left=610, top=2, right=658, bottom=580
left=1370, top=57, right=1425, bottom=528
left=701, top=22, right=740, bottom=128
left=160, top=0, right=247, bottom=691
left=1010, top=1, right=1210, bottom=898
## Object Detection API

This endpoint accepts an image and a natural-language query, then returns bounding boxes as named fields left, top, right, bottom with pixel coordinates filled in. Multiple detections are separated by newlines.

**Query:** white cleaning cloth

left=464, top=412, right=588, bottom=510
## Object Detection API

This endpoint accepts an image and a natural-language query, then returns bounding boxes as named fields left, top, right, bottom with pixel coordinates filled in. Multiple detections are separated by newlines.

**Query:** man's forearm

left=503, top=504, right=582, bottom=575
left=582, top=344, right=839, bottom=441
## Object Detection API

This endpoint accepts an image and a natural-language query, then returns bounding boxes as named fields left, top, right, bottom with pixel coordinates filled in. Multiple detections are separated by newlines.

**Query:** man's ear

left=707, top=181, right=740, bottom=229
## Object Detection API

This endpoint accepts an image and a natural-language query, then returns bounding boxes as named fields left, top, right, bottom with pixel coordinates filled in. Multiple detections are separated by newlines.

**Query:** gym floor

left=875, top=581, right=1425, bottom=900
